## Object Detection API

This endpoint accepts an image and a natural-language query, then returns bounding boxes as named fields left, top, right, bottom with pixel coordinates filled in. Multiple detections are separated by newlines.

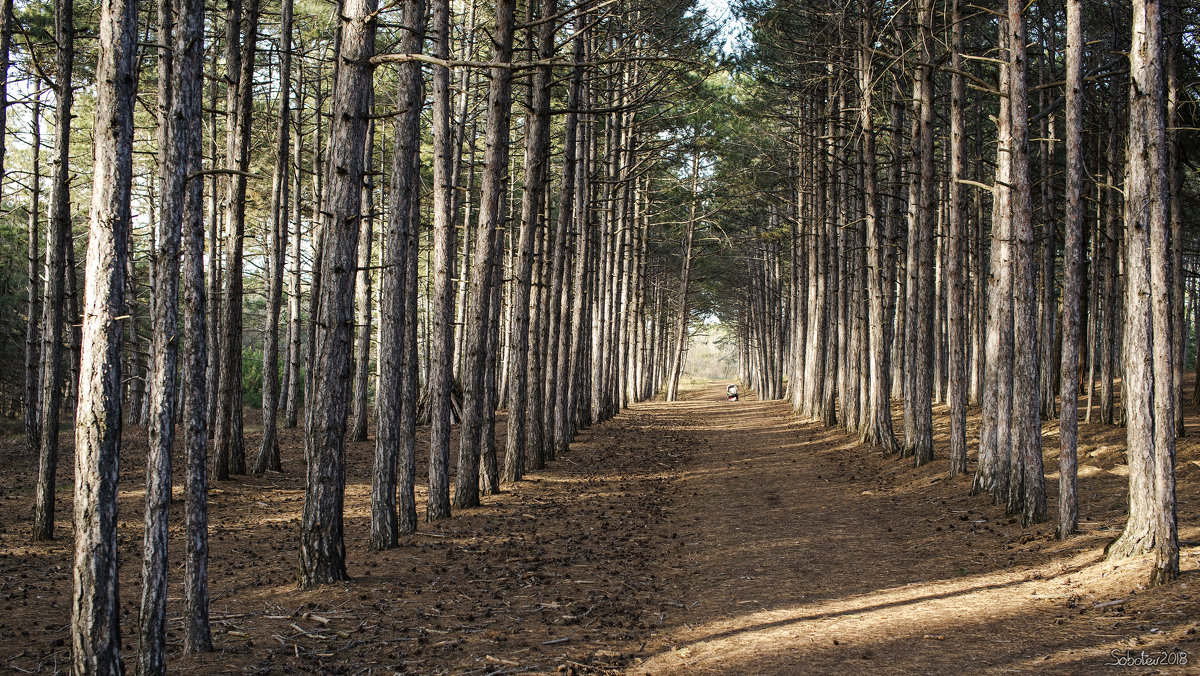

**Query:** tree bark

left=32, top=0, right=74, bottom=542
left=283, top=77, right=305, bottom=429
left=666, top=146, right=699, bottom=403
left=455, top=0, right=515, bottom=509
left=24, top=94, right=41, bottom=490
left=946, top=0, right=967, bottom=476
left=349, top=103, right=375, bottom=443
left=426, top=0, right=455, bottom=520
left=298, top=0, right=376, bottom=587
left=974, top=16, right=1014, bottom=500
left=71, top=0, right=137, bottom=665
left=213, top=0, right=261, bottom=479
left=907, top=0, right=935, bottom=466
left=138, top=0, right=178, bottom=667
left=1058, top=0, right=1084, bottom=539
left=174, top=0, right=211, bottom=647
left=859, top=11, right=895, bottom=453
left=371, top=0, right=425, bottom=550
left=1108, top=0, right=1178, bottom=586
left=257, top=0, right=294, bottom=472
left=1006, top=0, right=1046, bottom=523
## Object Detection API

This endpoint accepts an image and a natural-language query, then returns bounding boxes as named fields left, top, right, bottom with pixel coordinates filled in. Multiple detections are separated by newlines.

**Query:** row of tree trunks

left=767, top=0, right=1180, bottom=587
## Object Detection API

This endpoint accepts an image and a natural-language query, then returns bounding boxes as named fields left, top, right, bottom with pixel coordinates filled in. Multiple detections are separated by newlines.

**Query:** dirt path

left=631, top=383, right=1200, bottom=675
left=2, top=381, right=1198, bottom=674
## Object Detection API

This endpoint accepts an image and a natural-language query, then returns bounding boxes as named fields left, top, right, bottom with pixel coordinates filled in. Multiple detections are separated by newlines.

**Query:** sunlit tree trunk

left=1057, top=0, right=1084, bottom=539
left=666, top=146, right=699, bottom=403
left=24, top=95, right=41, bottom=489
left=70, top=0, right=136, bottom=665
left=1108, top=0, right=1178, bottom=586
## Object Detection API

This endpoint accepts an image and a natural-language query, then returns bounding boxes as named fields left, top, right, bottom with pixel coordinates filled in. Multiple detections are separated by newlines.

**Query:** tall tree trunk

left=907, top=0, right=935, bottom=466
left=1166, top=0, right=1183, bottom=437
left=1107, top=0, right=1178, bottom=586
left=70, top=0, right=136, bottom=665
left=504, top=5, right=555, bottom=481
left=1007, top=0, right=1046, bottom=522
left=138, top=0, right=177, bottom=667
left=24, top=95, right=41, bottom=488
left=1057, top=0, right=1084, bottom=539
left=946, top=0, right=967, bottom=476
left=455, top=0, right=515, bottom=509
left=213, top=0, right=261, bottom=479
left=525, top=0, right=557, bottom=468
left=552, top=26, right=583, bottom=457
left=205, top=44, right=221, bottom=436
left=371, top=0, right=425, bottom=550
left=1100, top=109, right=1120, bottom=425
left=298, top=0, right=376, bottom=587
left=480, top=224, right=505, bottom=495
left=283, top=79, right=304, bottom=429
left=174, top=0, right=211, bottom=647
left=0, top=0, right=11, bottom=184
left=666, top=146, right=699, bottom=403
left=426, top=0, right=455, bottom=519
left=32, top=0, right=74, bottom=542
left=975, top=16, right=1014, bottom=500
left=257, top=0, right=293, bottom=472
left=860, top=11, right=895, bottom=452
left=349, top=104, right=375, bottom=443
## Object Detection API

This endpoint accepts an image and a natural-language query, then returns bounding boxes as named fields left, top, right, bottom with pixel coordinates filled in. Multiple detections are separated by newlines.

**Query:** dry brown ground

left=1, top=381, right=1198, bottom=674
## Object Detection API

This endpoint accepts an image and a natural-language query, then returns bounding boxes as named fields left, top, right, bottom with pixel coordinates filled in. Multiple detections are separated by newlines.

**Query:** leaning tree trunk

left=71, top=0, right=136, bottom=667
left=666, top=146, right=699, bottom=403
left=32, top=0, right=74, bottom=542
left=257, top=0, right=293, bottom=473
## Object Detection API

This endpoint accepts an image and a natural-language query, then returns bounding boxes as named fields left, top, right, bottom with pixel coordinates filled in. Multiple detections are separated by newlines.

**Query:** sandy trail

left=628, top=383, right=1199, bottom=675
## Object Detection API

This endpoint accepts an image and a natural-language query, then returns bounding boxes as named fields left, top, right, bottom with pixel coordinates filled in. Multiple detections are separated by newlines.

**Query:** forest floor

left=2, top=381, right=1199, bottom=674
